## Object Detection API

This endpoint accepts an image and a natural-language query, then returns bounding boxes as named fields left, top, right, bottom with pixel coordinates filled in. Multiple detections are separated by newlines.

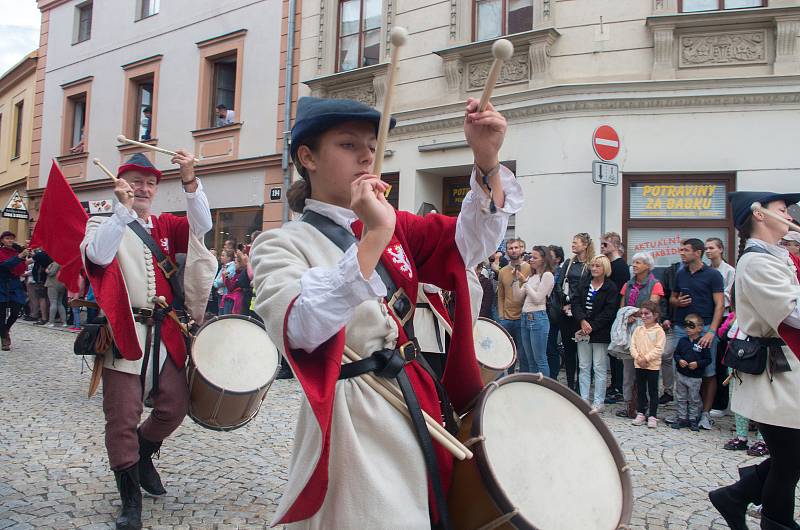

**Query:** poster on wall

left=629, top=183, right=727, bottom=219
left=627, top=227, right=728, bottom=268
left=2, top=191, right=28, bottom=219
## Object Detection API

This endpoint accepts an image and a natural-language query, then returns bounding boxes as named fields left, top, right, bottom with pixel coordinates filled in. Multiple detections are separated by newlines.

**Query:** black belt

left=131, top=306, right=189, bottom=399
left=339, top=340, right=452, bottom=530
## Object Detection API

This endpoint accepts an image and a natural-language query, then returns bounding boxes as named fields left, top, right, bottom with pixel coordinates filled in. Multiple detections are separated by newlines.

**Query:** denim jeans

left=546, top=321, right=561, bottom=380
left=673, top=324, right=718, bottom=377
left=499, top=318, right=523, bottom=372
left=520, top=311, right=550, bottom=376
left=577, top=341, right=609, bottom=407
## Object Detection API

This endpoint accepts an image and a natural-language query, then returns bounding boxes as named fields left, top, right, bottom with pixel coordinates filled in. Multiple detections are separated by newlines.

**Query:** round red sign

left=592, top=125, right=620, bottom=161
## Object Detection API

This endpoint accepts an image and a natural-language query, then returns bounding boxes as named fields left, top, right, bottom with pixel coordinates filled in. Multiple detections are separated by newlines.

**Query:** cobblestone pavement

left=2, top=322, right=798, bottom=529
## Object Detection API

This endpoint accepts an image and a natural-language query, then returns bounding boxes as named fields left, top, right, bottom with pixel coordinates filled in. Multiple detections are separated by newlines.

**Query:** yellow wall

left=0, top=53, right=36, bottom=236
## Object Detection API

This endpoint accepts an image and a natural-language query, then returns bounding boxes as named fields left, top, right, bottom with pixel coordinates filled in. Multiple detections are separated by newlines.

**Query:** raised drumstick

left=373, top=26, right=408, bottom=180
left=478, top=39, right=514, bottom=112
left=116, top=135, right=200, bottom=163
left=93, top=158, right=118, bottom=182
left=751, top=202, right=800, bottom=233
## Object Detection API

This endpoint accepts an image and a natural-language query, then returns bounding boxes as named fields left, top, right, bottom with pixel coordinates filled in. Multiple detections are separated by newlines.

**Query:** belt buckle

left=388, top=287, right=414, bottom=326
left=158, top=256, right=178, bottom=279
left=398, top=340, right=418, bottom=363
left=137, top=308, right=153, bottom=318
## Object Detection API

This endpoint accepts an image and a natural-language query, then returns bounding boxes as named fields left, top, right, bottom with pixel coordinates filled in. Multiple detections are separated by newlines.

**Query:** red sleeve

left=653, top=282, right=665, bottom=297
left=396, top=211, right=462, bottom=288
left=620, top=284, right=627, bottom=296
left=160, top=213, right=190, bottom=256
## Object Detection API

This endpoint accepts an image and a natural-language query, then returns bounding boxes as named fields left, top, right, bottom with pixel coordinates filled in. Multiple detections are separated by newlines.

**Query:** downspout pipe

left=281, top=0, right=298, bottom=224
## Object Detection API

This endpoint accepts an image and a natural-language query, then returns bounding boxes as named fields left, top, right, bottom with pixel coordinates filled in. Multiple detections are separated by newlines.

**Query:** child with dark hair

left=672, top=313, right=711, bottom=431
left=630, top=300, right=665, bottom=428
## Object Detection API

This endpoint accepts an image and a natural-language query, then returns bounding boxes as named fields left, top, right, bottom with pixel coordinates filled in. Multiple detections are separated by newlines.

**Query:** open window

left=196, top=30, right=246, bottom=130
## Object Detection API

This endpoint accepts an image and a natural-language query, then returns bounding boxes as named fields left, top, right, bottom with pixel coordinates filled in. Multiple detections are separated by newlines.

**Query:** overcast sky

left=0, top=0, right=41, bottom=76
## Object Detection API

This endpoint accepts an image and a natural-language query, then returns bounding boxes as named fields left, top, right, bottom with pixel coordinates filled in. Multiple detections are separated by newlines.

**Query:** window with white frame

left=337, top=0, right=381, bottom=72
left=75, top=1, right=92, bottom=43
left=138, top=0, right=159, bottom=19
left=474, top=0, right=532, bottom=41
left=680, top=0, right=764, bottom=12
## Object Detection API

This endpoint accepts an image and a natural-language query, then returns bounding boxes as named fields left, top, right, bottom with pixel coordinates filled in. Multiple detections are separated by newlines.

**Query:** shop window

left=623, top=174, right=735, bottom=267
left=383, top=173, right=399, bottom=209
left=442, top=175, right=471, bottom=217
left=337, top=0, right=381, bottom=72
left=680, top=0, right=764, bottom=12
left=74, top=1, right=92, bottom=44
left=12, top=101, right=23, bottom=159
left=205, top=207, right=264, bottom=252
left=137, top=0, right=159, bottom=19
left=474, top=0, right=532, bottom=41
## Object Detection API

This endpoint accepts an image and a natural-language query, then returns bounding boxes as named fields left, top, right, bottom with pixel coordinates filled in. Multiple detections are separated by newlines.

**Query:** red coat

left=86, top=214, right=191, bottom=367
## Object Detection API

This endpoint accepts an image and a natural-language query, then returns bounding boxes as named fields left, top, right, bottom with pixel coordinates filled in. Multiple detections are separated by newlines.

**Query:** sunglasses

left=683, top=321, right=700, bottom=329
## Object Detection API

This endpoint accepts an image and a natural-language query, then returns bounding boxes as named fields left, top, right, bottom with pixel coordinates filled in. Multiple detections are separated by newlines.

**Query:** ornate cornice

left=647, top=6, right=800, bottom=29
left=304, top=63, right=390, bottom=108
left=389, top=78, right=800, bottom=137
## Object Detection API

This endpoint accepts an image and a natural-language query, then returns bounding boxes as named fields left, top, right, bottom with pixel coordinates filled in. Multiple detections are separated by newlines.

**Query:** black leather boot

left=761, top=513, right=800, bottom=530
left=137, top=430, right=167, bottom=497
left=709, top=464, right=763, bottom=530
left=113, top=464, right=142, bottom=530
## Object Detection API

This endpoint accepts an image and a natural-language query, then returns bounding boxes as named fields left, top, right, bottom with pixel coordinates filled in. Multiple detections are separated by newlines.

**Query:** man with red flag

left=80, top=151, right=214, bottom=530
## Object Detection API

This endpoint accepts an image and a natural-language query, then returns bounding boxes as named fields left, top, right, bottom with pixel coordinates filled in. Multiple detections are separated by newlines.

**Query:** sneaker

left=658, top=392, right=674, bottom=405
left=664, top=415, right=677, bottom=425
left=709, top=408, right=728, bottom=418
left=68, top=326, right=82, bottom=332
left=647, top=416, right=658, bottom=428
left=632, top=413, right=646, bottom=426
left=698, top=412, right=713, bottom=430
left=45, top=323, right=55, bottom=328
left=723, top=438, right=748, bottom=451
left=689, top=421, right=700, bottom=432
left=591, top=404, right=605, bottom=413
left=33, top=320, right=46, bottom=325
left=671, top=418, right=689, bottom=430
left=21, top=315, right=37, bottom=322
left=616, top=408, right=633, bottom=418
left=604, top=395, right=619, bottom=405
left=747, top=441, right=769, bottom=457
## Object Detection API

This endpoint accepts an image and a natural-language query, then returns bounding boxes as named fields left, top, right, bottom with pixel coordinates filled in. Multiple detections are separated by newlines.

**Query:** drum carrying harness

left=127, top=220, right=191, bottom=399
left=301, top=210, right=455, bottom=529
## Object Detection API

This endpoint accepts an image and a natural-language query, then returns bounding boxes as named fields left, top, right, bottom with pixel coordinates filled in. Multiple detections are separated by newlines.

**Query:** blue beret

left=728, top=191, right=800, bottom=229
left=290, top=97, right=396, bottom=161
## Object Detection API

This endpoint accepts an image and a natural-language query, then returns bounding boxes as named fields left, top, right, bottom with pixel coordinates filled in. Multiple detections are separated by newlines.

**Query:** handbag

left=724, top=337, right=768, bottom=375
left=74, top=316, right=118, bottom=357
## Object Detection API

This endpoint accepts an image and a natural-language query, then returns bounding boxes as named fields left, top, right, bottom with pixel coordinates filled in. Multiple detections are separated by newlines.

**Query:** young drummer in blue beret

left=250, top=96, right=522, bottom=529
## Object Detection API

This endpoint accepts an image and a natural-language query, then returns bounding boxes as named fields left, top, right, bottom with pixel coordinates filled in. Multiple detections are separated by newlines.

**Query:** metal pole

left=281, top=0, right=298, bottom=224
left=600, top=183, right=606, bottom=235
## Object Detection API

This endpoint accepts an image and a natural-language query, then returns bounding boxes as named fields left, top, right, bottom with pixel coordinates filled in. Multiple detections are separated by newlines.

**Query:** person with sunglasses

left=671, top=313, right=711, bottom=431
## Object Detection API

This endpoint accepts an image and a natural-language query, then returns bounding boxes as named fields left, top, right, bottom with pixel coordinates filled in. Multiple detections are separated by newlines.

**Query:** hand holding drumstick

left=93, top=158, right=135, bottom=210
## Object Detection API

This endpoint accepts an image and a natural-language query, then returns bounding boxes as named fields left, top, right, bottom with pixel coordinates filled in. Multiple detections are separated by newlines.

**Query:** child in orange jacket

left=630, top=301, right=666, bottom=428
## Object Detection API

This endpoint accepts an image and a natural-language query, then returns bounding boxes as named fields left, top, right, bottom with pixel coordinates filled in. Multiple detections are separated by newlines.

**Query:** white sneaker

left=709, top=408, right=728, bottom=418
left=45, top=323, right=55, bottom=328
left=591, top=404, right=605, bottom=413
left=647, top=416, right=658, bottom=428
left=698, top=412, right=714, bottom=430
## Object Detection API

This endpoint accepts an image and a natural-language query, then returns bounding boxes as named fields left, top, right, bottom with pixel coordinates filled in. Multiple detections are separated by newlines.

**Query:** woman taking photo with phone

left=517, top=246, right=555, bottom=375
left=709, top=192, right=800, bottom=530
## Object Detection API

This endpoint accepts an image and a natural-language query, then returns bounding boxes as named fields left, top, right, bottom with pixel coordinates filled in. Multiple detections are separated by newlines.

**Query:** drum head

left=474, top=374, right=631, bottom=530
left=473, top=317, right=516, bottom=370
left=192, top=315, right=279, bottom=393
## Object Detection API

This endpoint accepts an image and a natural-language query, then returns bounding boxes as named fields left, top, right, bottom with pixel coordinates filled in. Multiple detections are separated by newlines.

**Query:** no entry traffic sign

left=592, top=125, right=620, bottom=161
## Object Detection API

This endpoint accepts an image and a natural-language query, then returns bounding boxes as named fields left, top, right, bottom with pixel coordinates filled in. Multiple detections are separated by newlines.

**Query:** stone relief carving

left=680, top=30, right=767, bottom=67
left=467, top=54, right=529, bottom=90
left=328, top=84, right=377, bottom=106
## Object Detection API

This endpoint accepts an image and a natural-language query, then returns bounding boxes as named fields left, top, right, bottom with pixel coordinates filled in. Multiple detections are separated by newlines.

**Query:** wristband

left=181, top=177, right=198, bottom=188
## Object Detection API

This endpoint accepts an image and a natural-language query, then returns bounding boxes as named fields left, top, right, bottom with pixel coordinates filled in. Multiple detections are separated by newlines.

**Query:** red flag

left=29, top=162, right=88, bottom=293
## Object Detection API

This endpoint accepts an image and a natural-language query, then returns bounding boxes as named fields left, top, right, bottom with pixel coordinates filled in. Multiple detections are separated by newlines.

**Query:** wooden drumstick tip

left=389, top=26, right=408, bottom=47
left=491, top=38, right=514, bottom=61
left=116, top=134, right=128, bottom=143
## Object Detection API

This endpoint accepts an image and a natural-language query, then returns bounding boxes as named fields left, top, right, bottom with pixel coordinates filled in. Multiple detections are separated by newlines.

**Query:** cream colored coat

left=251, top=221, right=480, bottom=529
left=731, top=248, right=800, bottom=429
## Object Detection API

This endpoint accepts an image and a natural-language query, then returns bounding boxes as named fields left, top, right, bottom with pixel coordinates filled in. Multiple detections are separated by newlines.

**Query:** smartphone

left=680, top=287, right=691, bottom=297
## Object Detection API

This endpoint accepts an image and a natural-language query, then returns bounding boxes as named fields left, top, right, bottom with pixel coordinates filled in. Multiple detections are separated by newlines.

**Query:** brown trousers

left=102, top=356, right=189, bottom=470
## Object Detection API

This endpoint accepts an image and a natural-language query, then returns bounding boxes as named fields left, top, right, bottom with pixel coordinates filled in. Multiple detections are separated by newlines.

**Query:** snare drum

left=187, top=315, right=279, bottom=431
left=473, top=317, right=517, bottom=385
left=448, top=374, right=633, bottom=530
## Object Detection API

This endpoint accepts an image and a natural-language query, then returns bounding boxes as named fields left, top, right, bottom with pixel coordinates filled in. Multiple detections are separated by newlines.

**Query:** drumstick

left=751, top=202, right=800, bottom=233
left=116, top=135, right=200, bottom=163
left=373, top=26, right=407, bottom=180
left=478, top=39, right=514, bottom=112
left=342, top=346, right=472, bottom=460
left=93, top=158, right=118, bottom=182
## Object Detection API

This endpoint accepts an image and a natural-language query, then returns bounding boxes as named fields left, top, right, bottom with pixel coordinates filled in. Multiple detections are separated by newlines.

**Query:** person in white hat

left=780, top=230, right=800, bottom=258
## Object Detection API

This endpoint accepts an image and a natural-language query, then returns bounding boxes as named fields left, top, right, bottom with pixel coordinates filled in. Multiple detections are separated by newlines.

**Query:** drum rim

left=474, top=317, right=517, bottom=371
left=189, top=314, right=278, bottom=396
left=468, top=373, right=634, bottom=530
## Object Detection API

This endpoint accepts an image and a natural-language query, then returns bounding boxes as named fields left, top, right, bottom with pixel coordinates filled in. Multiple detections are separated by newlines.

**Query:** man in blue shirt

left=669, top=238, right=724, bottom=430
